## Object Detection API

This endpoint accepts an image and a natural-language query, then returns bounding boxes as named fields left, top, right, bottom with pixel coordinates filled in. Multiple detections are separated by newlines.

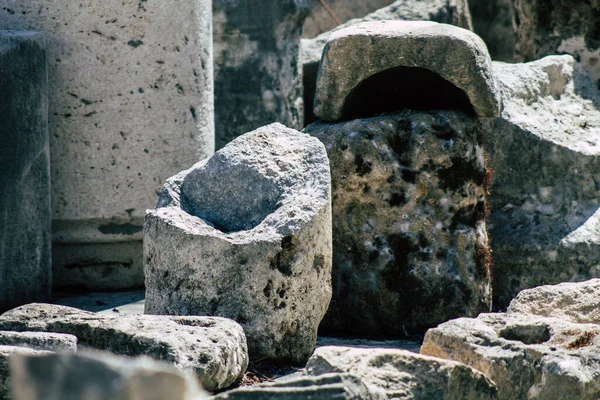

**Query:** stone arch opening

left=341, top=66, right=476, bottom=120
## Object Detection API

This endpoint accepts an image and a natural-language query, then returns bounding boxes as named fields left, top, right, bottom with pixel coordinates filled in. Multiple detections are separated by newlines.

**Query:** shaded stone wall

left=0, top=31, right=51, bottom=312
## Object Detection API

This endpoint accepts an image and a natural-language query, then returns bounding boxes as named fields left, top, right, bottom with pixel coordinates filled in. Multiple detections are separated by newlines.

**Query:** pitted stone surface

left=305, top=111, right=491, bottom=337
left=313, top=21, right=501, bottom=122
left=10, top=351, right=208, bottom=400
left=1, top=346, right=50, bottom=400
left=485, top=55, right=600, bottom=308
left=301, top=0, right=472, bottom=124
left=0, top=0, right=214, bottom=291
left=145, top=123, right=332, bottom=363
left=213, top=0, right=309, bottom=149
left=0, top=331, right=76, bottom=353
left=507, top=279, right=600, bottom=324
left=422, top=312, right=600, bottom=400
left=306, top=346, right=498, bottom=399
left=0, top=303, right=247, bottom=392
left=0, top=30, right=50, bottom=313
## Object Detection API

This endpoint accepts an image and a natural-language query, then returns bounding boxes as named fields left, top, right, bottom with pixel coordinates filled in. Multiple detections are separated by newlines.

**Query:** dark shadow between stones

left=341, top=66, right=477, bottom=120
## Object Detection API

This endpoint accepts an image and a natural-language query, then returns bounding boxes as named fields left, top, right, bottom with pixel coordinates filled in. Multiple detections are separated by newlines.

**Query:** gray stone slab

left=0, top=346, right=50, bottom=400
left=0, top=303, right=248, bottom=392
left=0, top=30, right=50, bottom=313
left=0, top=331, right=76, bottom=352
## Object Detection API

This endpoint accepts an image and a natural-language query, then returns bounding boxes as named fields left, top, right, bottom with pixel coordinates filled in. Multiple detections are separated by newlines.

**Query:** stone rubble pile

left=2, top=0, right=600, bottom=398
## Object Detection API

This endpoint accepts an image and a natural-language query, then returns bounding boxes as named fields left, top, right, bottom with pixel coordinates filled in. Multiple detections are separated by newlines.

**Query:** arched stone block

left=314, top=21, right=501, bottom=121
left=144, top=123, right=332, bottom=364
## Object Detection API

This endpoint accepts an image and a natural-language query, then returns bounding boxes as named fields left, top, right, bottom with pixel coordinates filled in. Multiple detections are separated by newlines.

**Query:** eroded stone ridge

left=313, top=21, right=501, bottom=121
left=0, top=303, right=247, bottom=392
left=422, top=312, right=600, bottom=400
left=306, top=346, right=498, bottom=399
left=305, top=110, right=491, bottom=337
left=145, top=123, right=332, bottom=363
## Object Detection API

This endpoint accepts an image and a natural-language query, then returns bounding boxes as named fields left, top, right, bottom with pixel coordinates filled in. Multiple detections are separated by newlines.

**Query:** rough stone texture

left=302, top=0, right=472, bottom=125
left=214, top=373, right=383, bottom=400
left=145, top=123, right=332, bottom=364
left=304, top=111, right=491, bottom=337
left=468, top=0, right=516, bottom=62
left=511, top=0, right=600, bottom=86
left=0, top=0, right=214, bottom=290
left=302, top=0, right=395, bottom=38
left=0, top=303, right=247, bottom=391
left=213, top=0, right=309, bottom=149
left=0, top=331, right=76, bottom=352
left=314, top=21, right=501, bottom=122
left=422, top=312, right=600, bottom=400
left=0, top=31, right=51, bottom=313
left=0, top=346, right=49, bottom=400
left=306, top=346, right=498, bottom=399
left=507, top=279, right=600, bottom=324
left=10, top=350, right=208, bottom=400
left=486, top=55, right=600, bottom=309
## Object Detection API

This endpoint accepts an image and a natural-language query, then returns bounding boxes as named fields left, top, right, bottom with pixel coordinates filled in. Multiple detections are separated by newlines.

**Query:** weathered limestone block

left=422, top=312, right=600, bottom=400
left=511, top=0, right=600, bottom=86
left=213, top=0, right=310, bottom=149
left=0, top=31, right=50, bottom=313
left=305, top=111, right=491, bottom=336
left=486, top=55, right=600, bottom=308
left=11, top=351, right=208, bottom=400
left=0, top=0, right=214, bottom=290
left=507, top=279, right=600, bottom=324
left=0, top=303, right=247, bottom=391
left=302, top=0, right=472, bottom=124
left=0, top=346, right=49, bottom=400
left=145, top=123, right=332, bottom=364
left=214, top=373, right=383, bottom=400
left=306, top=346, right=498, bottom=399
left=468, top=0, right=516, bottom=62
left=0, top=331, right=76, bottom=352
left=314, top=21, right=501, bottom=122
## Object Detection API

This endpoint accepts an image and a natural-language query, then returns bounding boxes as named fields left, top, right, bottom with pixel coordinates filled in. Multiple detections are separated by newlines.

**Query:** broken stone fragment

left=0, top=30, right=51, bottom=313
left=485, top=55, right=600, bottom=308
left=313, top=21, right=501, bottom=122
left=421, top=312, right=600, bottom=400
left=10, top=350, right=208, bottom=400
left=0, top=346, right=50, bottom=400
left=214, top=373, right=383, bottom=400
left=301, top=0, right=473, bottom=124
left=305, top=110, right=491, bottom=337
left=306, top=346, right=498, bottom=399
left=0, top=303, right=247, bottom=392
left=213, top=0, right=310, bottom=149
left=144, top=123, right=332, bottom=364
left=507, top=279, right=600, bottom=324
left=0, top=331, right=76, bottom=353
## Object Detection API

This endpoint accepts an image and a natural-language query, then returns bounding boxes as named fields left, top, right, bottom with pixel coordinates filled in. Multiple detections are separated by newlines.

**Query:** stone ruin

left=1, top=0, right=600, bottom=399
